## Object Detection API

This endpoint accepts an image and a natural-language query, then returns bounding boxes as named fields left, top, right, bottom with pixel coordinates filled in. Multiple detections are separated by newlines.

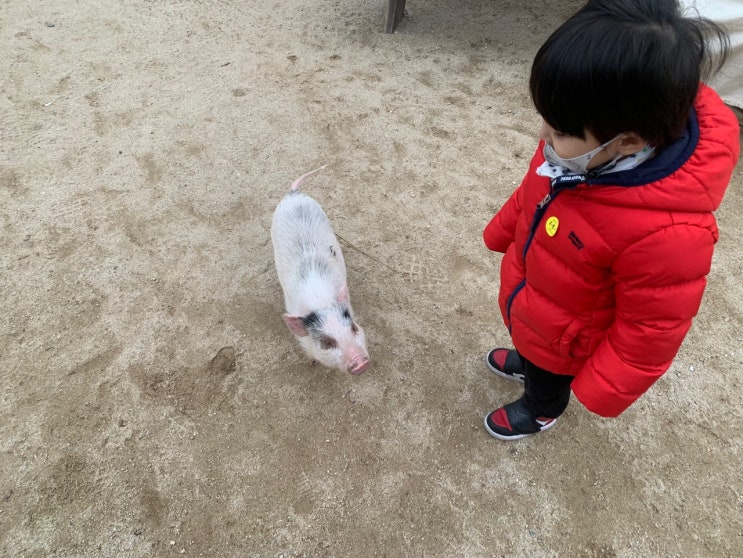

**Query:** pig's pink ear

left=283, top=315, right=309, bottom=337
left=337, top=284, right=349, bottom=302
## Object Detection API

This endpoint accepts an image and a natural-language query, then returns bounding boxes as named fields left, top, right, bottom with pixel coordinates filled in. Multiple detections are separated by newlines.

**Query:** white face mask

left=543, top=134, right=622, bottom=174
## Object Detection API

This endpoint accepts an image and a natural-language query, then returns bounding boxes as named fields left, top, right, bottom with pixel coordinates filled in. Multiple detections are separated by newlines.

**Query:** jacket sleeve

left=483, top=186, right=523, bottom=253
left=571, top=223, right=716, bottom=417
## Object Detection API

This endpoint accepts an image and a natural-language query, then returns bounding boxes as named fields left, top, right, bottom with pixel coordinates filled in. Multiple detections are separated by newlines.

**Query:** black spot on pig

left=301, top=311, right=323, bottom=331
left=301, top=311, right=336, bottom=350
left=337, top=305, right=362, bottom=335
left=301, top=304, right=355, bottom=335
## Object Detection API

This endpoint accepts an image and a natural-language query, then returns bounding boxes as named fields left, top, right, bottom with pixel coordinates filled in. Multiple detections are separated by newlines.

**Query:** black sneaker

left=486, top=348, right=525, bottom=383
left=484, top=398, right=557, bottom=441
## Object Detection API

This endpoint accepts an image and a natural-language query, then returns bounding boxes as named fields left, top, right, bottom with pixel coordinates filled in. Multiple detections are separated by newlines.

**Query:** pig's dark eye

left=342, top=309, right=351, bottom=320
left=319, top=336, right=337, bottom=350
left=351, top=323, right=359, bottom=334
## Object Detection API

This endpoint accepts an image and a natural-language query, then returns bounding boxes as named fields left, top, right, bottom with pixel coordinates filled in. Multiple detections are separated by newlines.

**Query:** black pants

left=516, top=351, right=574, bottom=419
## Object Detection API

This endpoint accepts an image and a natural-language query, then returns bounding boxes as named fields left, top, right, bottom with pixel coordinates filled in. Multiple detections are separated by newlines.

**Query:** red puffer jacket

left=483, top=84, right=740, bottom=417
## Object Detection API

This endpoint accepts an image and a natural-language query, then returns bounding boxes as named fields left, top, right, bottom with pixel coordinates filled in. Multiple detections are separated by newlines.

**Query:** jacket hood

left=578, top=84, right=740, bottom=213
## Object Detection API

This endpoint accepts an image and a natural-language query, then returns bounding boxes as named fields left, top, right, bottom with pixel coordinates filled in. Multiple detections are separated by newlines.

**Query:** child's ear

left=616, top=132, right=648, bottom=156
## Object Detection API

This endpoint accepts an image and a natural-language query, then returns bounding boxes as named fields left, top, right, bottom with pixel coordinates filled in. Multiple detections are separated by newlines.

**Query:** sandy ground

left=1, top=1, right=742, bottom=556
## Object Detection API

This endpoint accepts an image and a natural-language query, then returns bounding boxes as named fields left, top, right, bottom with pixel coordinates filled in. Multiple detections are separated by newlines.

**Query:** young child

left=482, top=0, right=740, bottom=440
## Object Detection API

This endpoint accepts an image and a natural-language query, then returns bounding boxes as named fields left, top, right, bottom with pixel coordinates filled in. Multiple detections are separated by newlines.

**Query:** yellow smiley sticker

left=545, top=216, right=559, bottom=237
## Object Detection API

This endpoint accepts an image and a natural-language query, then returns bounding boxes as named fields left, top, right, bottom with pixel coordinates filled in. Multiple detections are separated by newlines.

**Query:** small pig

left=271, top=166, right=370, bottom=375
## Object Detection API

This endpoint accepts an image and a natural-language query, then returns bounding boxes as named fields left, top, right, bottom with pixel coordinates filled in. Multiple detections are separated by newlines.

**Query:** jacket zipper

left=505, top=177, right=585, bottom=329
left=522, top=193, right=552, bottom=258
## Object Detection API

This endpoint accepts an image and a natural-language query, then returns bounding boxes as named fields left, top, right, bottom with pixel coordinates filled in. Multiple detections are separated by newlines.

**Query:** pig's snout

left=349, top=356, right=370, bottom=375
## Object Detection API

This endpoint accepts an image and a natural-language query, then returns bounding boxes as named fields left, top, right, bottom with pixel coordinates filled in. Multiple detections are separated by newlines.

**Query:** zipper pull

left=537, top=193, right=551, bottom=209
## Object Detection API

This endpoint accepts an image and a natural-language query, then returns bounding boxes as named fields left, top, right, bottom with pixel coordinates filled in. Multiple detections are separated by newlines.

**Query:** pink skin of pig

left=270, top=166, right=370, bottom=375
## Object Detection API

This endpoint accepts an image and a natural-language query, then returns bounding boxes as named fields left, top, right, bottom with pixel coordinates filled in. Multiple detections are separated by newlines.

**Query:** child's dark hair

left=529, top=0, right=730, bottom=147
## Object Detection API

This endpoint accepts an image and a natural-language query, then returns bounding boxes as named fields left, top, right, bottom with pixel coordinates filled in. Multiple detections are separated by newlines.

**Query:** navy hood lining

left=585, top=108, right=699, bottom=187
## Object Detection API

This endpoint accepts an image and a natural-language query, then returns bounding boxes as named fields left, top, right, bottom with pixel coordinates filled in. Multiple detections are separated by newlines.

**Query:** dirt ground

left=1, top=1, right=742, bottom=556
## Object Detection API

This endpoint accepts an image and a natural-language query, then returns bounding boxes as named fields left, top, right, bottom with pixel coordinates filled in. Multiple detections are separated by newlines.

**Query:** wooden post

left=385, top=0, right=406, bottom=33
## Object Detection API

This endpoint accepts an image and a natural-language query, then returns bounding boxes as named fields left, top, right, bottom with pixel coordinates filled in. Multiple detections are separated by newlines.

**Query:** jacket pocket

left=557, top=319, right=588, bottom=359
